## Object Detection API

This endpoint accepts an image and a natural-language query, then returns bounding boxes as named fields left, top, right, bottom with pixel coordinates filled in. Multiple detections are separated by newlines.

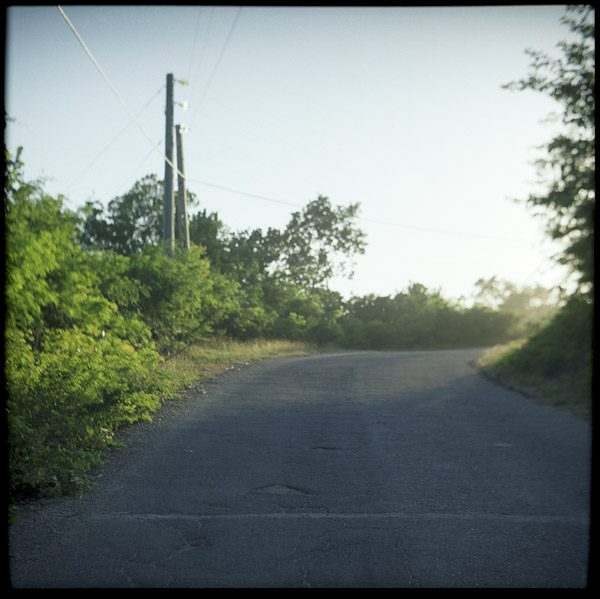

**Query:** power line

left=66, top=85, right=164, bottom=193
left=186, top=7, right=208, bottom=85
left=186, top=8, right=203, bottom=82
left=184, top=99, right=321, bottom=175
left=186, top=177, right=303, bottom=209
left=57, top=5, right=184, bottom=180
left=57, top=5, right=529, bottom=246
left=187, top=5, right=215, bottom=92
left=357, top=215, right=531, bottom=243
left=189, top=6, right=242, bottom=124
left=184, top=177, right=531, bottom=244
left=114, top=138, right=164, bottom=199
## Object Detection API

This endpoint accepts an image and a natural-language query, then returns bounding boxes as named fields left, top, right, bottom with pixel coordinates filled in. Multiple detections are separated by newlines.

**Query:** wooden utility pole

left=176, top=124, right=190, bottom=250
left=163, top=73, right=175, bottom=256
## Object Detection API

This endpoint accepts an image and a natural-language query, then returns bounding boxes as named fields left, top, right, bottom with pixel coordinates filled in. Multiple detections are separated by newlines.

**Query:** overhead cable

left=186, top=177, right=303, bottom=209
left=66, top=85, right=165, bottom=192
left=115, top=138, right=164, bottom=199
left=185, top=177, right=530, bottom=243
left=57, top=5, right=184, bottom=179
left=189, top=6, right=242, bottom=124
left=186, top=7, right=208, bottom=84
left=57, top=5, right=528, bottom=246
left=357, top=216, right=531, bottom=243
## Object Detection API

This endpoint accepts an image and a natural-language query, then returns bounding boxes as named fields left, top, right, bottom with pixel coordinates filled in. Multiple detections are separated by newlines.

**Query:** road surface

left=8, top=349, right=592, bottom=588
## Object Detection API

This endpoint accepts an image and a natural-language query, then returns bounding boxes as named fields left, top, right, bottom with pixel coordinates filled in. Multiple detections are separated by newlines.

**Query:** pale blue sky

left=5, top=5, right=576, bottom=302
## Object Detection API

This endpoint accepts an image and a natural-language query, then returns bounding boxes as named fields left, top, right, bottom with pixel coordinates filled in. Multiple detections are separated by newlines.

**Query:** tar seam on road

left=94, top=512, right=589, bottom=524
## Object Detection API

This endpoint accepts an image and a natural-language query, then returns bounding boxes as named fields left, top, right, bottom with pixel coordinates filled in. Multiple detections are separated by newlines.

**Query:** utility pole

left=163, top=73, right=175, bottom=257
left=176, top=124, right=190, bottom=250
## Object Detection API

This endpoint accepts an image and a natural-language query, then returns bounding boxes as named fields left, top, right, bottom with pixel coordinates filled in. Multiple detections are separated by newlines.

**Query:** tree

left=503, top=5, right=594, bottom=292
left=473, top=276, right=559, bottom=337
left=78, top=175, right=198, bottom=255
left=80, top=179, right=365, bottom=294
left=220, top=226, right=283, bottom=287
left=188, top=208, right=228, bottom=268
left=4, top=148, right=169, bottom=497
left=276, top=195, right=367, bottom=290
left=473, top=277, right=557, bottom=313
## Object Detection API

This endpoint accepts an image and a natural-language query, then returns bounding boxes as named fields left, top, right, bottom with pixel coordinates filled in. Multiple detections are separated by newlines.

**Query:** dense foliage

left=503, top=5, right=594, bottom=292
left=5, top=150, right=171, bottom=497
left=493, top=5, right=594, bottom=412
left=12, top=6, right=593, bottom=496
left=337, top=285, right=516, bottom=350
left=6, top=145, right=544, bottom=498
left=491, top=293, right=593, bottom=415
left=5, top=6, right=590, bottom=503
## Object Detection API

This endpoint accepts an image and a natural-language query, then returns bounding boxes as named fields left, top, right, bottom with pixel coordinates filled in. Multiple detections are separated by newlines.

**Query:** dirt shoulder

left=470, top=348, right=591, bottom=421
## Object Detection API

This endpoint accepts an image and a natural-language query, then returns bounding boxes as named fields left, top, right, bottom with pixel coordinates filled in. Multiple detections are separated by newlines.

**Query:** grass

left=7, top=339, right=316, bottom=508
left=166, top=337, right=592, bottom=420
left=473, top=339, right=593, bottom=420
left=474, top=339, right=528, bottom=371
left=473, top=295, right=594, bottom=421
left=159, top=338, right=318, bottom=390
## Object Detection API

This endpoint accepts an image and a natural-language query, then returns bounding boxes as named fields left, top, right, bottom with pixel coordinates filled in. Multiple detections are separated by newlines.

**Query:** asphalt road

left=8, top=348, right=592, bottom=588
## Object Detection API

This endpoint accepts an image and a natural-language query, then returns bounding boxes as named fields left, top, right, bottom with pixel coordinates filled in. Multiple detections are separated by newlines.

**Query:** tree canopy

left=80, top=184, right=366, bottom=295
left=503, top=5, right=595, bottom=292
left=275, top=196, right=367, bottom=289
left=5, top=141, right=562, bottom=499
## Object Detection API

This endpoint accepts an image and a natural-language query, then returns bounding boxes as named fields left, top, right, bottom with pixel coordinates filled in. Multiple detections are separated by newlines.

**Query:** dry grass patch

left=160, top=338, right=317, bottom=389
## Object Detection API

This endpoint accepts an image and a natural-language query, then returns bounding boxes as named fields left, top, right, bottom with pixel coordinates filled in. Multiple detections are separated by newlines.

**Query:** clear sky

left=5, top=5, right=577, bottom=303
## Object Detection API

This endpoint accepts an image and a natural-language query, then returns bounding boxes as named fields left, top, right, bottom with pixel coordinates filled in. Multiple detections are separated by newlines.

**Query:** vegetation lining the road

left=160, top=338, right=316, bottom=389
left=5, top=6, right=593, bottom=501
left=5, top=147, right=541, bottom=502
left=473, top=294, right=593, bottom=420
left=474, top=6, right=594, bottom=423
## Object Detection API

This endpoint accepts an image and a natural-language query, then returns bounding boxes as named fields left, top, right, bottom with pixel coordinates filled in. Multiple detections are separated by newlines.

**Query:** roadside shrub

left=5, top=145, right=572, bottom=500
left=497, top=294, right=593, bottom=381
left=6, top=327, right=172, bottom=498
left=4, top=159, right=173, bottom=498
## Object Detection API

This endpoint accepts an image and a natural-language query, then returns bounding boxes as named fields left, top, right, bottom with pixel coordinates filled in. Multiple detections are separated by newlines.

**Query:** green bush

left=6, top=324, right=172, bottom=498
left=337, top=289, right=518, bottom=350
left=4, top=145, right=571, bottom=500
left=5, top=155, right=173, bottom=498
left=497, top=295, right=593, bottom=384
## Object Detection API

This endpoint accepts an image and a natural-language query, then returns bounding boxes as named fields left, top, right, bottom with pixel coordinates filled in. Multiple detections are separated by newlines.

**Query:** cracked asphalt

left=8, top=349, right=592, bottom=588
